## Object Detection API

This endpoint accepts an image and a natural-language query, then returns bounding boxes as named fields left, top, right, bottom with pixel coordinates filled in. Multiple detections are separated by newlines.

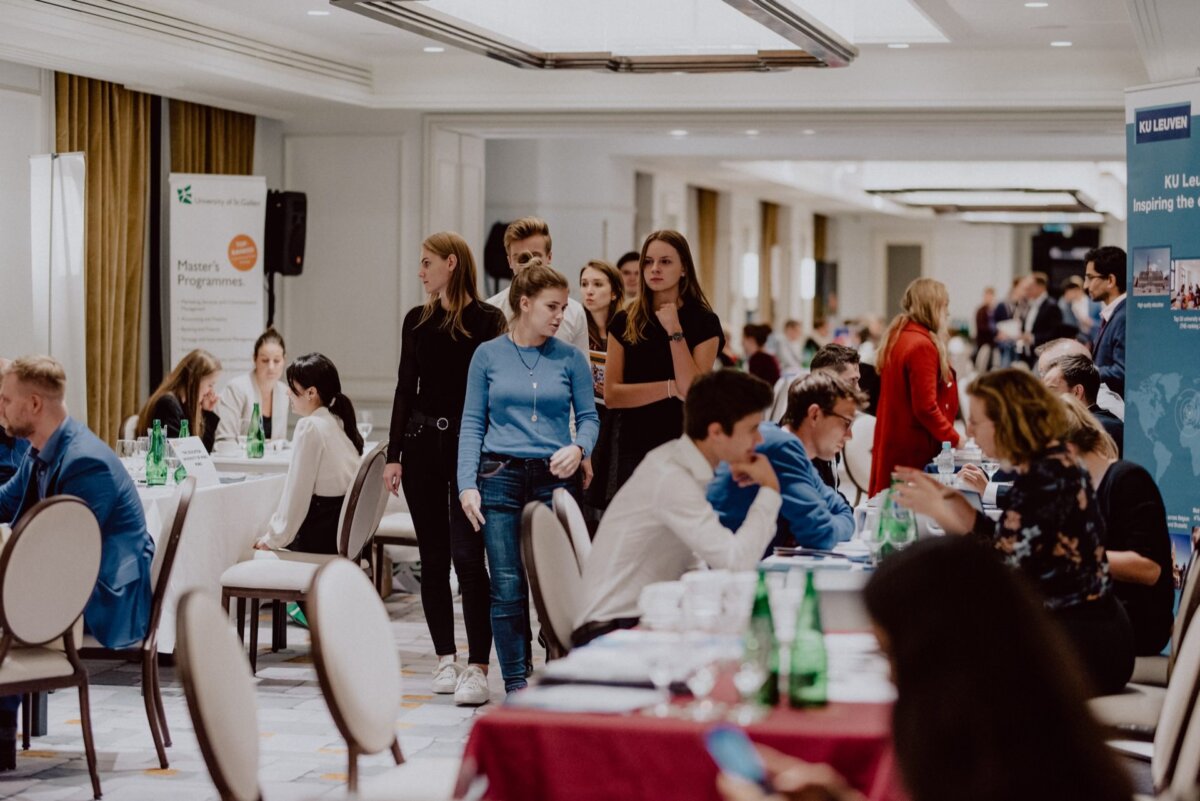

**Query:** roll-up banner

left=168, top=174, right=266, bottom=382
left=1124, top=77, right=1200, bottom=564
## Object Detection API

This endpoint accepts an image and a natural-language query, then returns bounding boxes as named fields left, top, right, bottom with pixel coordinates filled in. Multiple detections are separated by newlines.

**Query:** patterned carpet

left=0, top=592, right=510, bottom=800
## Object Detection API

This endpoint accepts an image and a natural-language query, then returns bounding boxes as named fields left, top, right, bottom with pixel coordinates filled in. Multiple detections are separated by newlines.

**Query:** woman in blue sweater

left=458, top=259, right=600, bottom=693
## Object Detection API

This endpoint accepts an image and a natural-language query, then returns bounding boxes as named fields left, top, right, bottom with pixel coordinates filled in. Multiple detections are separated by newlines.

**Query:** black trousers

left=400, top=419, right=492, bottom=665
left=1053, top=594, right=1135, bottom=697
left=289, top=494, right=345, bottom=555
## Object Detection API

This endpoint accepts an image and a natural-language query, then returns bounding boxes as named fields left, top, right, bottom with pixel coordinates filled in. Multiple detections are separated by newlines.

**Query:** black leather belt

left=410, top=410, right=458, bottom=432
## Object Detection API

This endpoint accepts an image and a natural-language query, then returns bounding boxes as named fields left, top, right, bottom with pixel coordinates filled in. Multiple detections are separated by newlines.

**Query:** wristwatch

left=668, top=331, right=685, bottom=342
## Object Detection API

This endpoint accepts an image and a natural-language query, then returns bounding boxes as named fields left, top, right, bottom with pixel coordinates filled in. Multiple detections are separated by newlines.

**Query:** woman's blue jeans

left=477, top=454, right=578, bottom=691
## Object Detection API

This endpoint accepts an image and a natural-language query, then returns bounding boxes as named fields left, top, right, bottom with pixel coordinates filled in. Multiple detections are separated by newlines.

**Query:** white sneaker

left=431, top=658, right=462, bottom=694
left=454, top=665, right=490, bottom=706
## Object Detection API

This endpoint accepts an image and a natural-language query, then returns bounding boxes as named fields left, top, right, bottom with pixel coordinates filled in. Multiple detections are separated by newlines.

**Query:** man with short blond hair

left=486, top=216, right=589, bottom=352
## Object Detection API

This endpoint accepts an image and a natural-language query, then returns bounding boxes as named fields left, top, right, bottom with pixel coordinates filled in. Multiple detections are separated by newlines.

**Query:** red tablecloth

left=463, top=700, right=905, bottom=801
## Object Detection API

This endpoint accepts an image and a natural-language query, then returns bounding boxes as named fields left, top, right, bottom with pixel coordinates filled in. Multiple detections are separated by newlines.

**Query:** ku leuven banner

left=1124, top=77, right=1200, bottom=565
left=168, top=174, right=267, bottom=380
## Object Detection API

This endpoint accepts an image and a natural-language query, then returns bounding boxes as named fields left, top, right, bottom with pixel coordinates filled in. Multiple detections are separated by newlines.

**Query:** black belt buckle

left=435, top=417, right=450, bottom=431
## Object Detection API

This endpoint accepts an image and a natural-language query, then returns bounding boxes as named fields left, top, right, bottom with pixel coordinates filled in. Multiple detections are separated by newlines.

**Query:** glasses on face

left=827, top=410, right=855, bottom=431
left=1084, top=273, right=1106, bottom=282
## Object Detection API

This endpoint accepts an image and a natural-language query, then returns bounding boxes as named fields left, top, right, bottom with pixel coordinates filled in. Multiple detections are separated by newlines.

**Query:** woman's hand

left=655, top=303, right=682, bottom=337
left=549, top=444, right=583, bottom=479
left=383, top=462, right=402, bottom=496
left=956, top=463, right=988, bottom=493
left=200, top=387, right=220, bottom=412
left=460, top=489, right=485, bottom=532
left=892, top=466, right=978, bottom=535
left=580, top=456, right=594, bottom=490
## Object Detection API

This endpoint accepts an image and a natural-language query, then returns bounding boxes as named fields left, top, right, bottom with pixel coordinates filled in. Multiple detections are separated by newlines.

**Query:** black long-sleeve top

left=148, top=394, right=220, bottom=453
left=386, top=300, right=507, bottom=463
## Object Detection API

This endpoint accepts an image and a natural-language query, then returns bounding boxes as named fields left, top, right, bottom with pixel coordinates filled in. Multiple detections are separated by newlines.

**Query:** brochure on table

left=170, top=437, right=221, bottom=488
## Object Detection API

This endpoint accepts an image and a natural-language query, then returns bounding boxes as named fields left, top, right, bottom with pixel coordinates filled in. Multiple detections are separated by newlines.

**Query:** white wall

left=827, top=215, right=1016, bottom=327
left=0, top=61, right=53, bottom=357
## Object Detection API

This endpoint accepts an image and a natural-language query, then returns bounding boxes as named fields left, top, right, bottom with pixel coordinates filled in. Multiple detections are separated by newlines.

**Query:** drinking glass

left=685, top=659, right=718, bottom=721
left=135, top=436, right=149, bottom=457
left=644, top=642, right=677, bottom=717
left=167, top=457, right=181, bottom=484
left=357, top=410, right=374, bottom=440
left=981, top=458, right=1000, bottom=483
left=731, top=654, right=769, bottom=725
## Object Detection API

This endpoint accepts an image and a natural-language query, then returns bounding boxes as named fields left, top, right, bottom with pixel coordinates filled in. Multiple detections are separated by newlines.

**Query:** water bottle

left=745, top=571, right=780, bottom=706
left=177, top=418, right=190, bottom=439
left=788, top=571, right=827, bottom=708
left=936, top=441, right=954, bottom=485
left=146, top=420, right=168, bottom=486
left=247, top=402, right=265, bottom=459
left=877, top=476, right=917, bottom=556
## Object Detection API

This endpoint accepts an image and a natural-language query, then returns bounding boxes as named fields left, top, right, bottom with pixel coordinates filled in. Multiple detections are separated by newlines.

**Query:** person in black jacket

left=1041, top=354, right=1123, bottom=457
left=135, top=349, right=222, bottom=452
left=1060, top=396, right=1174, bottom=656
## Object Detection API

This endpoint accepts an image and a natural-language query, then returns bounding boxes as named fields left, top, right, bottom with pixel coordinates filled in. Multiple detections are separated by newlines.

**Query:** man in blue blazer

left=1086, top=246, right=1127, bottom=397
left=709, top=372, right=863, bottom=554
left=0, top=356, right=154, bottom=649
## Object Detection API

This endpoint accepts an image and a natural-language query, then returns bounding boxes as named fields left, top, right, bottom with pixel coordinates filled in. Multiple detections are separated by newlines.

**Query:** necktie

left=1096, top=316, right=1109, bottom=349
left=19, top=457, right=45, bottom=519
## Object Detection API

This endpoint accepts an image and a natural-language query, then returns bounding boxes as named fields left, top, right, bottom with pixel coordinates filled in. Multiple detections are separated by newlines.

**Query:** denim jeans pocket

left=478, top=458, right=509, bottom=479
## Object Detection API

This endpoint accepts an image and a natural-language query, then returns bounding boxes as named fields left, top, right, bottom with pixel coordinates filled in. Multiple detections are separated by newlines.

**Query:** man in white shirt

left=486, top=216, right=589, bottom=353
left=573, top=370, right=781, bottom=646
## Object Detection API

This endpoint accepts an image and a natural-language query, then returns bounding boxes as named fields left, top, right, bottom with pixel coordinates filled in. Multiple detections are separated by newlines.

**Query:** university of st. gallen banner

left=1124, top=77, right=1200, bottom=563
left=168, top=174, right=267, bottom=379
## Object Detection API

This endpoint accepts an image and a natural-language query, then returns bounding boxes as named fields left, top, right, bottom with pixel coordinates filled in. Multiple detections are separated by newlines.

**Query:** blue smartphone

left=705, top=725, right=772, bottom=791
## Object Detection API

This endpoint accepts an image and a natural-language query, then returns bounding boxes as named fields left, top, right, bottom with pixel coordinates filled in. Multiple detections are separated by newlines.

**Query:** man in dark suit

left=0, top=357, right=154, bottom=647
left=1086, top=246, right=1127, bottom=397
left=1017, top=272, right=1063, bottom=366
left=1042, top=354, right=1123, bottom=457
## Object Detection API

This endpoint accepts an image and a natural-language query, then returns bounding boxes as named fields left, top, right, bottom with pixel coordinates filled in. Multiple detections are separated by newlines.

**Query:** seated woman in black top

left=604, top=230, right=723, bottom=497
left=1060, top=395, right=1174, bottom=656
left=136, top=349, right=222, bottom=452
left=893, top=369, right=1133, bottom=695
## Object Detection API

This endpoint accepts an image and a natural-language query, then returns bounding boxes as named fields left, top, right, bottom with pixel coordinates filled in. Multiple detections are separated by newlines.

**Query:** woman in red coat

left=869, top=278, right=960, bottom=495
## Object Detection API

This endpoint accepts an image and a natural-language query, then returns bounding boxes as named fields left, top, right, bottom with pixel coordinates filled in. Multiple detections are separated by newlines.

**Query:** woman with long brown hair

left=137, top=349, right=222, bottom=452
left=604, top=230, right=723, bottom=496
left=869, top=277, right=959, bottom=494
left=579, top=259, right=623, bottom=352
left=383, top=231, right=507, bottom=706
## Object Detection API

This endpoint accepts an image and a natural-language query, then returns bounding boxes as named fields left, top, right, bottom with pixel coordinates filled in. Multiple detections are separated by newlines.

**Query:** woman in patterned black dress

left=893, top=368, right=1134, bottom=695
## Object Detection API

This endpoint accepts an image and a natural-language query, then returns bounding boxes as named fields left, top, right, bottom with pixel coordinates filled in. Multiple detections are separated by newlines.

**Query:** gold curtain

left=55, top=73, right=152, bottom=445
left=169, top=99, right=255, bottom=175
left=696, top=188, right=719, bottom=302
left=759, top=202, right=780, bottom=326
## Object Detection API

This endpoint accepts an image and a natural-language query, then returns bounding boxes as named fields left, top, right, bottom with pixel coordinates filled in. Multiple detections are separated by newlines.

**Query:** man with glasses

left=1084, top=246, right=1127, bottom=397
left=709, top=372, right=864, bottom=553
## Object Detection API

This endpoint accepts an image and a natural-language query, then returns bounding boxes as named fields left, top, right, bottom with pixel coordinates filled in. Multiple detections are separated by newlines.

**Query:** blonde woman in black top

left=384, top=232, right=506, bottom=706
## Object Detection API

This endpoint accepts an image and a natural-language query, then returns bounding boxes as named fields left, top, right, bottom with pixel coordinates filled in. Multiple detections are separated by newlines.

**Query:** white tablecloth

left=139, top=474, right=286, bottom=652
left=211, top=440, right=382, bottom=475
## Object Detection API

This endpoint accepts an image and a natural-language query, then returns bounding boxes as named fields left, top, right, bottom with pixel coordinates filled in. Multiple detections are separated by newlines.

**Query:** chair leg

left=77, top=681, right=102, bottom=799
left=142, top=653, right=169, bottom=768
left=347, top=745, right=359, bottom=793
left=235, top=597, right=247, bottom=642
left=21, top=694, right=31, bottom=750
left=152, top=656, right=172, bottom=747
left=391, top=738, right=405, bottom=765
left=248, top=599, right=260, bottom=674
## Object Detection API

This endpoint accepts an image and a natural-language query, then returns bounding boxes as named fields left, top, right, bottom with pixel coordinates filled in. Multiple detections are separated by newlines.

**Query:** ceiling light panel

left=333, top=0, right=858, bottom=71
left=883, top=190, right=1083, bottom=208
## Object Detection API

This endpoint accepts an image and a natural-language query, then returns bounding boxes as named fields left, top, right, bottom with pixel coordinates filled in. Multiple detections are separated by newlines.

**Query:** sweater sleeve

left=261, top=417, right=323, bottom=549
left=771, top=437, right=855, bottom=549
left=387, top=309, right=422, bottom=463
left=456, top=347, right=491, bottom=494
left=569, top=347, right=600, bottom=455
left=905, top=340, right=960, bottom=447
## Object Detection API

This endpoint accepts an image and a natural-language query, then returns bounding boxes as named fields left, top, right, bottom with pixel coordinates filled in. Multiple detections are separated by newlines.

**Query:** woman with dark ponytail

left=254, top=353, right=363, bottom=555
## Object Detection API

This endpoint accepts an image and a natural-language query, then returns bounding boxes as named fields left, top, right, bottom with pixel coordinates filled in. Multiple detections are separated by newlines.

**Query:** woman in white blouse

left=215, top=328, right=290, bottom=443
left=253, top=353, right=363, bottom=554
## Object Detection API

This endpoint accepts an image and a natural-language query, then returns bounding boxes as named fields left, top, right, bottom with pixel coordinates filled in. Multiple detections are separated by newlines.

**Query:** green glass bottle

left=177, top=418, right=190, bottom=439
left=745, top=570, right=780, bottom=706
left=146, top=420, right=168, bottom=486
left=788, top=571, right=828, bottom=708
left=876, top=475, right=917, bottom=559
left=247, top=402, right=265, bottom=459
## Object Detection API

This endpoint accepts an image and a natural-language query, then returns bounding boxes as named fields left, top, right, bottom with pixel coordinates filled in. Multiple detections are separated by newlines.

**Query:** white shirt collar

left=1100, top=293, right=1126, bottom=322
left=673, top=435, right=715, bottom=483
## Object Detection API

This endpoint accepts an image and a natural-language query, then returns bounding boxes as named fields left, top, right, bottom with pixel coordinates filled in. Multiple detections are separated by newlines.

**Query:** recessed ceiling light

left=423, top=46, right=446, bottom=53
left=802, top=129, right=816, bottom=136
left=1024, top=2, right=1049, bottom=7
left=306, top=9, right=331, bottom=16
left=744, top=129, right=760, bottom=136
left=669, top=129, right=689, bottom=137
left=887, top=43, right=910, bottom=49
left=1050, top=40, right=1073, bottom=47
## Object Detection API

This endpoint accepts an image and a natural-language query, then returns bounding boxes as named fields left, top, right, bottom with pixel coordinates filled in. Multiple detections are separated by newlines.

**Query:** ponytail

left=285, top=353, right=364, bottom=454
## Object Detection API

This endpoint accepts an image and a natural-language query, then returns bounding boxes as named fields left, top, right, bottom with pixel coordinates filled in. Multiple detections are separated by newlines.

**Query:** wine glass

left=644, top=642, right=677, bottom=718
left=981, top=458, right=1000, bottom=483
left=731, top=654, right=769, bottom=725
left=357, top=410, right=374, bottom=440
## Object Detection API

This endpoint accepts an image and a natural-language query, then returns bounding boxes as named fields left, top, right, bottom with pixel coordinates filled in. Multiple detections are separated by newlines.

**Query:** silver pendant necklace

left=509, top=334, right=546, bottom=422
